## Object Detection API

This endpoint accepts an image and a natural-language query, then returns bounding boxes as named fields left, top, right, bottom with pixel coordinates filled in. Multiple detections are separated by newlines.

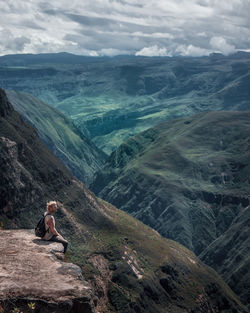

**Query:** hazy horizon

left=1, top=50, right=250, bottom=58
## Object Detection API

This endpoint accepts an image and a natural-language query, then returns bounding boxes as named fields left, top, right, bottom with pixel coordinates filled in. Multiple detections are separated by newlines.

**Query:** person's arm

left=47, top=217, right=60, bottom=236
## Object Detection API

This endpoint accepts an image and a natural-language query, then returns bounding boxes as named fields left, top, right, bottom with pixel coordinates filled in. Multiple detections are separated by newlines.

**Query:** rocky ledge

left=0, top=230, right=95, bottom=313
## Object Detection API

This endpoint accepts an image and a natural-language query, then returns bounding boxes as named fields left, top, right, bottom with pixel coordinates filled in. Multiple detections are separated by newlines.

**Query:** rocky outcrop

left=0, top=230, right=94, bottom=313
left=0, top=89, right=13, bottom=117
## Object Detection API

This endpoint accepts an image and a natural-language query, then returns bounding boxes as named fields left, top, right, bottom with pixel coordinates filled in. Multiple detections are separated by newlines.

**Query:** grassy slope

left=92, top=111, right=250, bottom=247
left=68, top=199, right=248, bottom=313
left=6, top=90, right=106, bottom=185
left=90, top=110, right=250, bottom=307
left=200, top=205, right=250, bottom=310
left=0, top=89, right=248, bottom=313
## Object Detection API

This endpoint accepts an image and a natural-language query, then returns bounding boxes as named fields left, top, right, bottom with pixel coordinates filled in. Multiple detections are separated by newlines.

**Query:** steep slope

left=0, top=88, right=110, bottom=232
left=90, top=110, right=250, bottom=306
left=0, top=89, right=248, bottom=313
left=200, top=205, right=250, bottom=310
left=6, top=90, right=106, bottom=185
left=1, top=53, right=250, bottom=153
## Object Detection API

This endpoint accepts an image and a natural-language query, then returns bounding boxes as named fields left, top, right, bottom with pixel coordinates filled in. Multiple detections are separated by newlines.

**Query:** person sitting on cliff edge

left=42, top=201, right=68, bottom=254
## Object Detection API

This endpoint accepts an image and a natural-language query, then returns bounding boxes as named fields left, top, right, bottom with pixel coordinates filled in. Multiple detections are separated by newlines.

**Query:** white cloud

left=0, top=0, right=249, bottom=56
left=136, top=44, right=211, bottom=57
left=210, top=36, right=236, bottom=55
left=176, top=44, right=211, bottom=57
left=135, top=45, right=170, bottom=56
left=132, top=32, right=174, bottom=39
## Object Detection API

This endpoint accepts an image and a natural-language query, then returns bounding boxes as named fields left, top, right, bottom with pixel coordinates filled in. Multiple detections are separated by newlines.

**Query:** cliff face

left=90, top=110, right=250, bottom=307
left=0, top=88, right=110, bottom=231
left=0, top=230, right=94, bottom=313
left=0, top=89, right=248, bottom=313
left=0, top=89, right=13, bottom=117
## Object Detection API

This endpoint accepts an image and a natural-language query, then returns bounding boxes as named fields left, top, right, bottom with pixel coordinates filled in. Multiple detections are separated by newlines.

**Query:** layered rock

left=0, top=230, right=94, bottom=313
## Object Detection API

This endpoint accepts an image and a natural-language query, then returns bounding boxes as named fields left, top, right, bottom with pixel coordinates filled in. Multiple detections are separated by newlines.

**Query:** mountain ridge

left=90, top=110, right=250, bottom=308
left=0, top=88, right=248, bottom=312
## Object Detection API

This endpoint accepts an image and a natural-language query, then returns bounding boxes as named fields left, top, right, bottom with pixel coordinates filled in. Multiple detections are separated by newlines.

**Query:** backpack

left=35, top=214, right=51, bottom=237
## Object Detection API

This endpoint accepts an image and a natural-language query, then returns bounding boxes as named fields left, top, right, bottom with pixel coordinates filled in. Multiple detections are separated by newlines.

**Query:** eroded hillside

left=6, top=90, right=106, bottom=185
left=91, top=110, right=250, bottom=308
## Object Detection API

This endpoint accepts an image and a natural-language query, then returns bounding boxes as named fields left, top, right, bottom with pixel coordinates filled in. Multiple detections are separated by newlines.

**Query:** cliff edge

left=0, top=229, right=95, bottom=313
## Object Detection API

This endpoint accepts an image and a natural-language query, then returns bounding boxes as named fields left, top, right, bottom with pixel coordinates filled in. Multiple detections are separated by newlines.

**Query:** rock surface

left=0, top=229, right=94, bottom=313
left=0, top=89, right=13, bottom=118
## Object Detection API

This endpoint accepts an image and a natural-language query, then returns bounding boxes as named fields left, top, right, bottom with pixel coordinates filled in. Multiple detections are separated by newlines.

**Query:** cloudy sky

left=1, top=0, right=250, bottom=57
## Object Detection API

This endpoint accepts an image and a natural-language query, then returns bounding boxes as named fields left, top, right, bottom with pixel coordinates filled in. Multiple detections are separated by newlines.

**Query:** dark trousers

left=50, top=235, right=68, bottom=253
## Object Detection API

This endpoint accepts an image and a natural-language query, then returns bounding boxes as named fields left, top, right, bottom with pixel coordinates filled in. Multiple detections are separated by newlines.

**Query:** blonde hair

left=46, top=201, right=57, bottom=213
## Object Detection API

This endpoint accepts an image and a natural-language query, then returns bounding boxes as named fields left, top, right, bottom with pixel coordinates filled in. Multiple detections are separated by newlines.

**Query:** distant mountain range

left=1, top=88, right=248, bottom=312
left=90, top=110, right=250, bottom=308
left=0, top=52, right=250, bottom=154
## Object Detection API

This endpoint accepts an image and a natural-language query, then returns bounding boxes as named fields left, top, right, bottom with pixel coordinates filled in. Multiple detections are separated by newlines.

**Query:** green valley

left=6, top=90, right=106, bottom=185
left=1, top=52, right=250, bottom=154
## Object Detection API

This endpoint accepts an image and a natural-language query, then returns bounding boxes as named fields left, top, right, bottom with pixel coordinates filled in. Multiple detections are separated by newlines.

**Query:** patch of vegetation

left=108, top=282, right=131, bottom=313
